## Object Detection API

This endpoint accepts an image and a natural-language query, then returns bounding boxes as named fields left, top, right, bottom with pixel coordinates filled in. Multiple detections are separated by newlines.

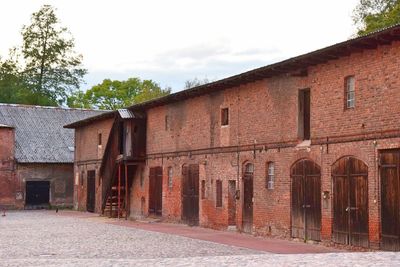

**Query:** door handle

left=346, top=207, right=358, bottom=212
left=302, top=204, right=311, bottom=208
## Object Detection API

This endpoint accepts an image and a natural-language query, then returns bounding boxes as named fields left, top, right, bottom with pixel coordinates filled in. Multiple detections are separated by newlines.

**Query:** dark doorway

left=149, top=167, right=163, bottom=216
left=332, top=156, right=368, bottom=247
left=291, top=159, right=321, bottom=241
left=182, top=164, right=199, bottom=225
left=228, top=180, right=236, bottom=226
left=298, top=89, right=311, bottom=140
left=242, top=163, right=254, bottom=233
left=380, top=150, right=400, bottom=251
left=26, top=181, right=50, bottom=207
left=87, top=170, right=96, bottom=212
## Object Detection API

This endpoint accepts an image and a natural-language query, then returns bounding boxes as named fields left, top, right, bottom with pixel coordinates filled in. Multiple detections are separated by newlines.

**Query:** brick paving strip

left=56, top=210, right=339, bottom=254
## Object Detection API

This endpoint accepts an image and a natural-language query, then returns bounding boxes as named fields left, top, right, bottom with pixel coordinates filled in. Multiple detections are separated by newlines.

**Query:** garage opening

left=25, top=181, right=50, bottom=208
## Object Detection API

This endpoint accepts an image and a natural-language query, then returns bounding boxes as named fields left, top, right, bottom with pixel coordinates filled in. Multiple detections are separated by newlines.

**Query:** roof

left=118, top=109, right=135, bottom=119
left=64, top=110, right=115, bottom=128
left=127, top=23, right=400, bottom=111
left=0, top=104, right=106, bottom=163
left=63, top=24, right=400, bottom=127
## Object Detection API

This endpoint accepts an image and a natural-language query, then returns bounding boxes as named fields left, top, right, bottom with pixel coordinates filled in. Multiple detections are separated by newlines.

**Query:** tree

left=184, top=77, right=213, bottom=89
left=353, top=0, right=400, bottom=35
left=21, top=5, right=87, bottom=105
left=67, top=78, right=171, bottom=110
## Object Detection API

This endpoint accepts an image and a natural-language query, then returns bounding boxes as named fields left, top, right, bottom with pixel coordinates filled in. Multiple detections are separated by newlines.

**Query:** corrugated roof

left=117, top=109, right=135, bottom=119
left=0, top=104, right=105, bottom=163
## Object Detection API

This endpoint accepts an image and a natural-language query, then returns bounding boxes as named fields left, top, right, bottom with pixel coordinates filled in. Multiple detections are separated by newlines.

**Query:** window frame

left=98, top=133, right=102, bottom=146
left=201, top=180, right=206, bottom=199
left=266, top=162, right=274, bottom=190
left=345, top=76, right=355, bottom=109
left=216, top=180, right=223, bottom=207
left=221, top=108, right=229, bottom=126
left=168, top=166, right=173, bottom=189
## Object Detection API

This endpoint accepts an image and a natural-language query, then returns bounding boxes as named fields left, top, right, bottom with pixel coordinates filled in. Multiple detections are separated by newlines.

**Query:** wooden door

left=380, top=150, right=400, bottom=251
left=242, top=163, right=254, bottom=233
left=149, top=167, right=163, bottom=215
left=291, top=159, right=321, bottom=241
left=26, top=181, right=50, bottom=206
left=86, top=170, right=96, bottom=212
left=228, top=180, right=237, bottom=226
left=182, top=164, right=199, bottom=225
left=332, top=157, right=368, bottom=247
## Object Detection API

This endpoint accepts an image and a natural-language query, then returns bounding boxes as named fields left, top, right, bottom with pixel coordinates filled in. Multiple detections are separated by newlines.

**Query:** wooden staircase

left=103, top=163, right=128, bottom=219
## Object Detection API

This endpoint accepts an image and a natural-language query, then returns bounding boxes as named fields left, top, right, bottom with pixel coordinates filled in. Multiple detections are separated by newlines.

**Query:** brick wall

left=74, top=118, right=113, bottom=212
left=127, top=40, right=400, bottom=248
left=0, top=128, right=18, bottom=208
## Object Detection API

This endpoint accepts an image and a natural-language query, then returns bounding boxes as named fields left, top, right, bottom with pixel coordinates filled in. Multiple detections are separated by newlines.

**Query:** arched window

left=244, top=163, right=254, bottom=174
left=267, top=162, right=274, bottom=189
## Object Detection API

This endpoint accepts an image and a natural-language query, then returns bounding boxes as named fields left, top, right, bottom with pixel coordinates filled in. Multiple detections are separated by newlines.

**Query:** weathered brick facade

left=70, top=26, right=400, bottom=250
left=0, top=104, right=103, bottom=209
left=73, top=117, right=114, bottom=212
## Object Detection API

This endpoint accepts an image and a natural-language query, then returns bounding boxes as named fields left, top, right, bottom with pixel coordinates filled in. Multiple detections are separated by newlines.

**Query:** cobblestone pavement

left=1, top=211, right=400, bottom=266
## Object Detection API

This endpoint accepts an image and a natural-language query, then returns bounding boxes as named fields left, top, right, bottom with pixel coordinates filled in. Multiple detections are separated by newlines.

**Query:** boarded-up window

left=216, top=180, right=222, bottom=207
left=267, top=162, right=274, bottom=189
left=345, top=76, right=355, bottom=109
left=168, top=167, right=173, bottom=189
left=201, top=180, right=206, bottom=199
left=221, top=108, right=229, bottom=126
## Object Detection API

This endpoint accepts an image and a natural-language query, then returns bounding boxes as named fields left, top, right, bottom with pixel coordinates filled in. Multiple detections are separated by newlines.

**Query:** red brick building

left=67, top=25, right=400, bottom=250
left=0, top=104, right=103, bottom=209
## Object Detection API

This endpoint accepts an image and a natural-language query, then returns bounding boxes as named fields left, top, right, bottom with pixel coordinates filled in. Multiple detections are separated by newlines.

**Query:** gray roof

left=0, top=104, right=105, bottom=163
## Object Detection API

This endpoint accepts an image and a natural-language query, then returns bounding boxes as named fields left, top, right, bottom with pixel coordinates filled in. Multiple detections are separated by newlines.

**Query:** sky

left=0, top=0, right=360, bottom=92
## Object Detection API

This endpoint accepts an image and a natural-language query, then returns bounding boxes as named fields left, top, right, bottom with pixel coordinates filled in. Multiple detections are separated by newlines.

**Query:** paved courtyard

left=0, top=211, right=399, bottom=266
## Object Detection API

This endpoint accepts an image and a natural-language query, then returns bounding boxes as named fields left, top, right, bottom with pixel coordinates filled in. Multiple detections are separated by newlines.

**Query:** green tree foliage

left=67, top=78, right=171, bottom=110
left=21, top=5, right=87, bottom=105
left=354, top=0, right=400, bottom=35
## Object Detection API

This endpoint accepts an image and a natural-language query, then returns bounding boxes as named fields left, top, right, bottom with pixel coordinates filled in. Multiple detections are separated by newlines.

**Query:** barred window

left=267, top=162, right=274, bottom=190
left=345, top=76, right=355, bottom=109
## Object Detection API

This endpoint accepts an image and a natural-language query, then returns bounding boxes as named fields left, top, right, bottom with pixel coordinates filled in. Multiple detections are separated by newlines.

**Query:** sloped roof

left=127, top=23, right=400, bottom=111
left=0, top=104, right=105, bottom=163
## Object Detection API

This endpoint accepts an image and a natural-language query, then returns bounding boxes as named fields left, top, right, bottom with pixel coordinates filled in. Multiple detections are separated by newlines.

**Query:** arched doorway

left=242, top=163, right=254, bottom=233
left=291, top=159, right=321, bottom=241
left=332, top=156, right=368, bottom=247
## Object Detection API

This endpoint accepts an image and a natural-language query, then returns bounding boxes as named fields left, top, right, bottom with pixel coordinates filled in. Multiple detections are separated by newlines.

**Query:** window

left=168, top=167, right=173, bottom=189
left=165, top=115, right=170, bottom=130
left=267, top=162, right=274, bottom=189
left=201, top=180, right=206, bottom=199
left=345, top=76, right=355, bottom=109
left=98, top=133, right=102, bottom=146
left=80, top=171, right=84, bottom=186
left=298, top=89, right=310, bottom=140
left=244, top=163, right=254, bottom=174
left=221, top=108, right=229, bottom=126
left=216, top=180, right=222, bottom=207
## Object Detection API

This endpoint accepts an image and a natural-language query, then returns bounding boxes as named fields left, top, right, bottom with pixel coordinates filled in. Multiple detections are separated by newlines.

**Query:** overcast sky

left=1, top=0, right=359, bottom=92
